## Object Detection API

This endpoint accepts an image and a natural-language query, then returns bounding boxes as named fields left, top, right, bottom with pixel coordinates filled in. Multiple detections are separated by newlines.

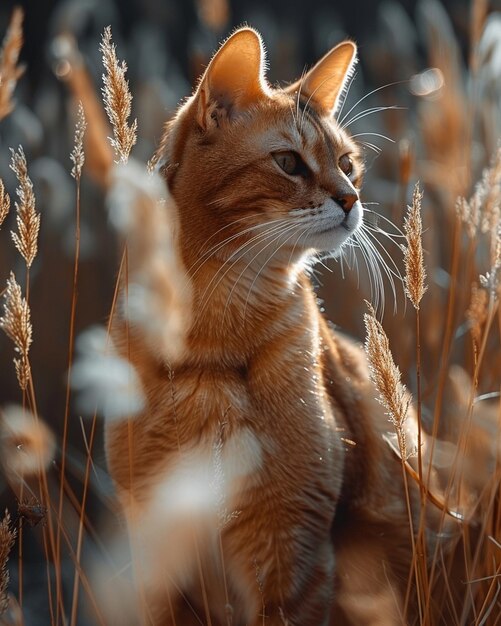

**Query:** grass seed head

left=403, top=182, right=427, bottom=310
left=364, top=302, right=412, bottom=460
left=0, top=179, right=10, bottom=228
left=9, top=146, right=40, bottom=268
left=70, top=101, right=87, bottom=180
left=100, top=26, right=137, bottom=164
left=0, top=510, right=16, bottom=617
left=0, top=273, right=32, bottom=390
left=0, top=7, right=24, bottom=121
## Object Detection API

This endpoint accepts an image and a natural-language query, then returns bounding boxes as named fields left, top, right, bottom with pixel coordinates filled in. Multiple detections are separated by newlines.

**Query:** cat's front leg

left=255, top=541, right=334, bottom=626
left=224, top=513, right=335, bottom=626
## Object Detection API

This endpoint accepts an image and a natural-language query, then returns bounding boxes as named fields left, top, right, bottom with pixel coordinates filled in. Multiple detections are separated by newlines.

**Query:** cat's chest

left=159, top=342, right=338, bottom=513
left=173, top=323, right=331, bottom=435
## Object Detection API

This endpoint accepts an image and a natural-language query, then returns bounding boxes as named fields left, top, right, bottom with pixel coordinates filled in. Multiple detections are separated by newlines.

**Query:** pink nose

left=334, top=193, right=358, bottom=213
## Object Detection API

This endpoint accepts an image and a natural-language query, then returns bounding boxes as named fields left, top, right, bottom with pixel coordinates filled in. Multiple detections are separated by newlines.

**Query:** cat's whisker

left=338, top=237, right=360, bottom=286
left=351, top=131, right=395, bottom=144
left=287, top=100, right=299, bottom=129
left=362, top=215, right=407, bottom=250
left=350, top=239, right=361, bottom=288
left=294, top=69, right=308, bottom=133
left=196, top=221, right=293, bottom=319
left=357, top=141, right=382, bottom=155
left=335, top=70, right=357, bottom=122
left=206, top=194, right=236, bottom=207
left=356, top=228, right=389, bottom=315
left=188, top=217, right=288, bottom=278
left=363, top=222, right=406, bottom=239
left=199, top=221, right=292, bottom=303
left=356, top=226, right=401, bottom=315
left=289, top=223, right=313, bottom=265
left=313, top=255, right=333, bottom=274
left=339, top=246, right=346, bottom=280
left=222, top=222, right=299, bottom=322
left=360, top=225, right=403, bottom=282
left=362, top=208, right=405, bottom=237
left=352, top=230, right=380, bottom=311
left=188, top=215, right=263, bottom=269
left=241, top=225, right=307, bottom=323
left=208, top=223, right=295, bottom=320
left=338, top=79, right=408, bottom=126
left=342, top=105, right=405, bottom=130
left=185, top=214, right=257, bottom=274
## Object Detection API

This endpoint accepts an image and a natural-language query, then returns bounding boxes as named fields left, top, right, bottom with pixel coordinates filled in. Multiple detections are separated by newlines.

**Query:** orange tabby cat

left=106, top=28, right=442, bottom=626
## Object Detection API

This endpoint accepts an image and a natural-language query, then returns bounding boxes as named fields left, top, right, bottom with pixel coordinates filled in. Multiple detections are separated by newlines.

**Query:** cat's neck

left=182, top=247, right=318, bottom=364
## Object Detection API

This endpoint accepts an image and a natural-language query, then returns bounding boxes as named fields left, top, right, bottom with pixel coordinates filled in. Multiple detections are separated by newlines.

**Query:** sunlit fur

left=106, top=28, right=447, bottom=626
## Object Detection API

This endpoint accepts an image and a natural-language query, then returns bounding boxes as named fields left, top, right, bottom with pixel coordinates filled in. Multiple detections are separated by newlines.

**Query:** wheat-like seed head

left=0, top=273, right=32, bottom=390
left=0, top=7, right=24, bottom=122
left=0, top=510, right=15, bottom=617
left=364, top=302, right=412, bottom=460
left=403, top=183, right=427, bottom=310
left=0, top=180, right=10, bottom=228
left=467, top=282, right=488, bottom=346
left=9, top=146, right=40, bottom=268
left=479, top=219, right=501, bottom=303
left=70, top=101, right=87, bottom=180
left=458, top=146, right=501, bottom=238
left=100, top=26, right=137, bottom=164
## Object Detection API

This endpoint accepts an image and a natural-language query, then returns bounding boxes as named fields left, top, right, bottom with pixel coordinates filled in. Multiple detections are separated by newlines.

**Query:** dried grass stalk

left=0, top=510, right=16, bottom=617
left=0, top=273, right=32, bottom=390
left=9, top=146, right=40, bottom=268
left=470, top=0, right=488, bottom=70
left=70, top=101, right=87, bottom=180
left=0, top=7, right=24, bottom=121
left=403, top=183, right=427, bottom=309
left=364, top=302, right=412, bottom=460
left=100, top=26, right=137, bottom=163
left=467, top=282, right=488, bottom=346
left=0, top=179, right=10, bottom=228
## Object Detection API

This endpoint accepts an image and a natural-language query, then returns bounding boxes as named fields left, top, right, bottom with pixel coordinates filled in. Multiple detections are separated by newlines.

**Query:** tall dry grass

left=0, top=2, right=499, bottom=625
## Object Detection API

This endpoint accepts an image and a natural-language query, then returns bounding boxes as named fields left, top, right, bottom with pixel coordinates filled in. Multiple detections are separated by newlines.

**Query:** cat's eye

left=338, top=154, right=353, bottom=177
left=272, top=151, right=309, bottom=177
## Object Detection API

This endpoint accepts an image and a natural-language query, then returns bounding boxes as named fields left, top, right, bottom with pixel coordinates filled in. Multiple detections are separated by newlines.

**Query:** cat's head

left=156, top=28, right=363, bottom=264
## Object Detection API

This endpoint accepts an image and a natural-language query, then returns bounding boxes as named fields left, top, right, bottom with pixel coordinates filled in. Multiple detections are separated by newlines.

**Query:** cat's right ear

left=285, top=41, right=357, bottom=116
left=193, top=28, right=268, bottom=131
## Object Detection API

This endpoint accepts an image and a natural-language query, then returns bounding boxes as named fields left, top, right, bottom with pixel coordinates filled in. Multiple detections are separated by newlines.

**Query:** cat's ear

left=194, top=28, right=267, bottom=131
left=286, top=41, right=357, bottom=116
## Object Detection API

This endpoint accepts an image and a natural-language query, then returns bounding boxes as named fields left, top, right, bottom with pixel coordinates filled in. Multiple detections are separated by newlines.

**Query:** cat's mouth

left=314, top=202, right=361, bottom=234
left=304, top=200, right=362, bottom=252
left=341, top=215, right=351, bottom=231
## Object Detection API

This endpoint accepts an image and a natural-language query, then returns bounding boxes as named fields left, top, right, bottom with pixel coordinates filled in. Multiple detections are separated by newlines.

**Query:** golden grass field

left=0, top=1, right=500, bottom=624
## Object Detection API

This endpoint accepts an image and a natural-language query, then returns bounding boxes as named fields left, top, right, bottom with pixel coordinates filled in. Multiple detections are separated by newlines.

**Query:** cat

left=105, top=27, right=448, bottom=626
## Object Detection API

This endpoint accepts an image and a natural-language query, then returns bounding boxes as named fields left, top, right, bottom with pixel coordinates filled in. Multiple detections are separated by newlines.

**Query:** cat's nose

left=333, top=192, right=358, bottom=213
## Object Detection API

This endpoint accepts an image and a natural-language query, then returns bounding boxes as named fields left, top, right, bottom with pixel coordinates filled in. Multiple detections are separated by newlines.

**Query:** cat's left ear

left=194, top=28, right=268, bottom=131
left=286, top=41, right=357, bottom=116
